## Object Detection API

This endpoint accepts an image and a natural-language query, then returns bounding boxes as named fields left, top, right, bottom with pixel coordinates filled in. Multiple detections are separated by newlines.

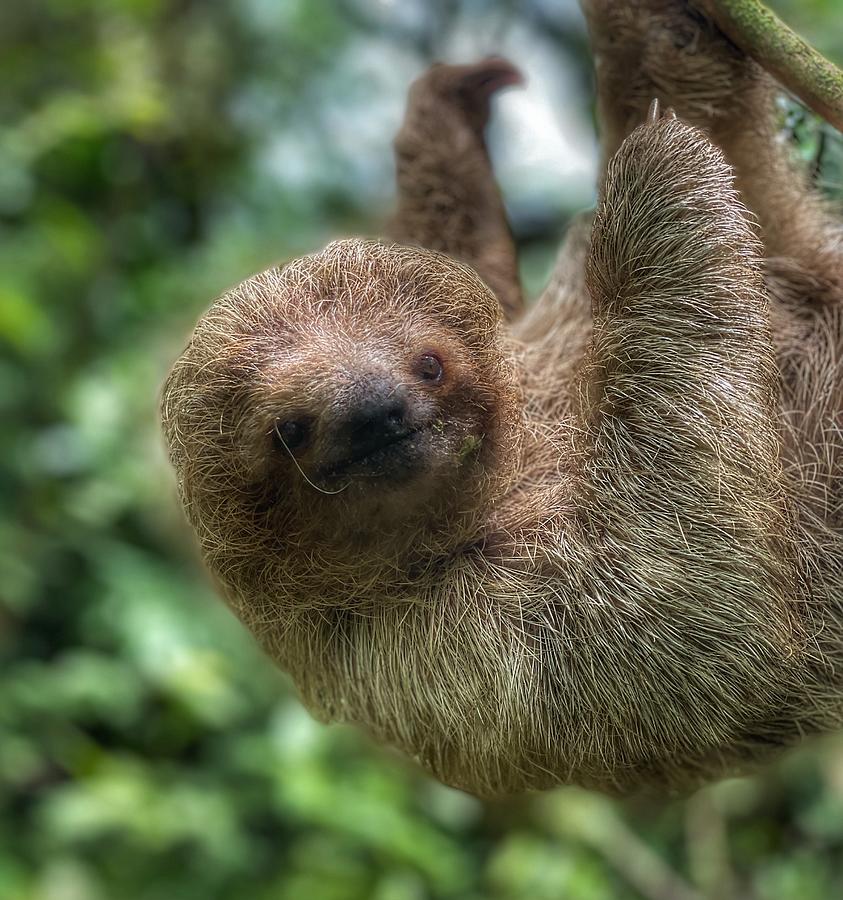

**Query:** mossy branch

left=693, top=0, right=843, bottom=132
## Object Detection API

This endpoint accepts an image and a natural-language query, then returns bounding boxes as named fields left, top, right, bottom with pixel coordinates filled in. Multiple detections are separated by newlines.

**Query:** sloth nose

left=333, top=376, right=411, bottom=459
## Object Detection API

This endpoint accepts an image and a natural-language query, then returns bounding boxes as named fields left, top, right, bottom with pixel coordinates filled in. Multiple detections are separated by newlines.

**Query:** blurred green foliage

left=2, top=2, right=843, bottom=899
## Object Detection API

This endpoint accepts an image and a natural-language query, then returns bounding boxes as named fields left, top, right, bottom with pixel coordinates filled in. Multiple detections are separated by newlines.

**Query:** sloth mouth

left=320, top=426, right=427, bottom=481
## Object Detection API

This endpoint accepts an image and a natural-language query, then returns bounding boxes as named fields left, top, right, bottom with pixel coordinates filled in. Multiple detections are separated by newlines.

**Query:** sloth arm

left=493, top=113, right=809, bottom=777
left=581, top=0, right=841, bottom=280
left=386, top=60, right=525, bottom=321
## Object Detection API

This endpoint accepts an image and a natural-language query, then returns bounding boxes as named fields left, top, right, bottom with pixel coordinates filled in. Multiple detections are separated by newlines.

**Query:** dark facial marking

left=274, top=418, right=310, bottom=454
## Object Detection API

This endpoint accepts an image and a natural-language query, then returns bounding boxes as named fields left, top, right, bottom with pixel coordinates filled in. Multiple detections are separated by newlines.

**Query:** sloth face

left=250, top=322, right=494, bottom=514
left=162, top=240, right=520, bottom=555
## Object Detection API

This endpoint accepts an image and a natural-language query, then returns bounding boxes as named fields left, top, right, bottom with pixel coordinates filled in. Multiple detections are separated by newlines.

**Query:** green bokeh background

left=2, top=2, right=843, bottom=898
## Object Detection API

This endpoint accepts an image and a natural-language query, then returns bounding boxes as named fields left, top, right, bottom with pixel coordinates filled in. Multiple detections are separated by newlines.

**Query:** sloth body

left=162, top=2, right=843, bottom=794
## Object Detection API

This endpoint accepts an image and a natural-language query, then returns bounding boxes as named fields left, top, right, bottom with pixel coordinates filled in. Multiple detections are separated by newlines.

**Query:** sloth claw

left=647, top=98, right=678, bottom=125
left=454, top=57, right=525, bottom=99
left=419, top=57, right=524, bottom=105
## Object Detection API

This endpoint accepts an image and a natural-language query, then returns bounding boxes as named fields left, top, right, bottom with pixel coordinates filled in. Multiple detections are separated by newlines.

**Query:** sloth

left=161, top=1, right=843, bottom=795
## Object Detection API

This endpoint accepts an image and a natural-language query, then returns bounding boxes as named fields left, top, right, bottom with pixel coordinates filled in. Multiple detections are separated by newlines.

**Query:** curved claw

left=647, top=97, right=678, bottom=124
left=420, top=57, right=524, bottom=104
left=647, top=97, right=661, bottom=124
left=409, top=57, right=524, bottom=133
left=454, top=57, right=525, bottom=99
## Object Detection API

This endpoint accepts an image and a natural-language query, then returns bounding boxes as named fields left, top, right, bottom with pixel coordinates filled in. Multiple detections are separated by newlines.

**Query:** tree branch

left=693, top=0, right=843, bottom=132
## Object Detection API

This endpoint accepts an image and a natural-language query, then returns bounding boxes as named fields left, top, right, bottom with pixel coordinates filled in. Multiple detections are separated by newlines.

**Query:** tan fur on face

left=162, top=4, right=843, bottom=796
left=162, top=240, right=522, bottom=608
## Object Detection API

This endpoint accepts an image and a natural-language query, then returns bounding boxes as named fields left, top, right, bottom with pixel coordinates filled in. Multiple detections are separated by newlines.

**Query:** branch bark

left=693, top=0, right=843, bottom=132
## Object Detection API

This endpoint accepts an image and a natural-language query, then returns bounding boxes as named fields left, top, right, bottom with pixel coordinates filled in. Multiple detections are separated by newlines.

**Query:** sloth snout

left=328, top=375, right=414, bottom=462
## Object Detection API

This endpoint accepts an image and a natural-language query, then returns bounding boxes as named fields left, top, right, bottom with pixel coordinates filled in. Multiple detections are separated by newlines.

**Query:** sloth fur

left=161, top=1, right=843, bottom=795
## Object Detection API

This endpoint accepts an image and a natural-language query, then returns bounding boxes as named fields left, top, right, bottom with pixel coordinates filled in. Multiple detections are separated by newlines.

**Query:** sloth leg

left=575, top=0, right=843, bottom=529
left=581, top=0, right=841, bottom=272
left=387, top=59, right=525, bottom=321
left=572, top=109, right=812, bottom=773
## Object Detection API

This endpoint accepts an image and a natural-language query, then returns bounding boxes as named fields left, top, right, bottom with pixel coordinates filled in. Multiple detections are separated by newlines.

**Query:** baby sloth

left=162, top=5, right=843, bottom=795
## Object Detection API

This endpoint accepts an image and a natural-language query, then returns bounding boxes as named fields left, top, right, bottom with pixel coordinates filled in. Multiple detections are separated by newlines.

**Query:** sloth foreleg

left=560, top=109, right=811, bottom=776
left=387, top=59, right=525, bottom=321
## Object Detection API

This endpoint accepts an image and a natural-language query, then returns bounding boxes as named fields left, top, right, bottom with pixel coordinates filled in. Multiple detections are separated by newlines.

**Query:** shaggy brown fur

left=388, top=58, right=525, bottom=320
left=161, top=4, right=843, bottom=795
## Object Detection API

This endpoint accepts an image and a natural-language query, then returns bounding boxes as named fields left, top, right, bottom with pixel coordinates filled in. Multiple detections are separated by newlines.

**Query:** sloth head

left=161, top=239, right=521, bottom=603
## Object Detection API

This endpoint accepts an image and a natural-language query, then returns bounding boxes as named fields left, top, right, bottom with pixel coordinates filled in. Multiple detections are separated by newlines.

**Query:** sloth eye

left=416, top=353, right=444, bottom=383
left=273, top=418, right=309, bottom=453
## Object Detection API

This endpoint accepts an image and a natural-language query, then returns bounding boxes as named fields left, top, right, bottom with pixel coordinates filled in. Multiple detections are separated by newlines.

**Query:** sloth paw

left=589, top=107, right=757, bottom=312
left=407, top=57, right=524, bottom=133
